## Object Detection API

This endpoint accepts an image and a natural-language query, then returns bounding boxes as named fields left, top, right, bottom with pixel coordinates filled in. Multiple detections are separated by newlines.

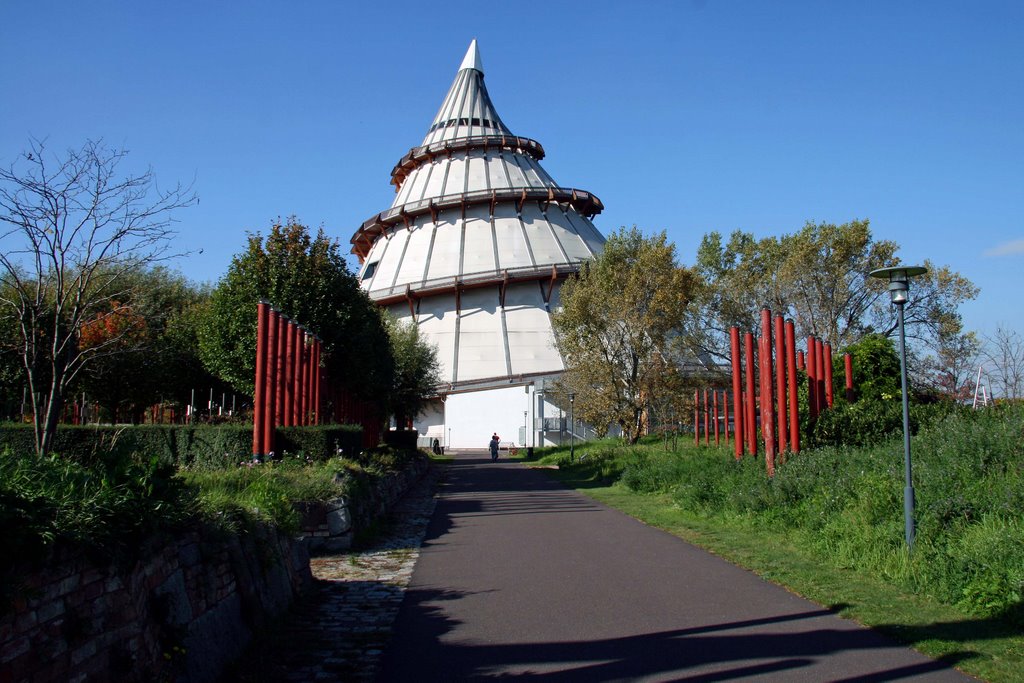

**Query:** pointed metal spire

left=459, top=39, right=483, bottom=74
left=421, top=40, right=508, bottom=145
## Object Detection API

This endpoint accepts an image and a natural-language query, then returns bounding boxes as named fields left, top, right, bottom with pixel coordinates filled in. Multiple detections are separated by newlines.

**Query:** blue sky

left=2, top=1, right=1021, bottom=338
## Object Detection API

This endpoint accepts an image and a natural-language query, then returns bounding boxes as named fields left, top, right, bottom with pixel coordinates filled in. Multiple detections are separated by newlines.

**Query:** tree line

left=553, top=224, right=1020, bottom=443
left=1, top=141, right=439, bottom=455
left=3, top=140, right=1018, bottom=453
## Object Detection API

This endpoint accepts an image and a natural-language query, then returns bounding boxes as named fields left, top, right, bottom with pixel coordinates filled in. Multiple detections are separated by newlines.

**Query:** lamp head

left=869, top=265, right=928, bottom=306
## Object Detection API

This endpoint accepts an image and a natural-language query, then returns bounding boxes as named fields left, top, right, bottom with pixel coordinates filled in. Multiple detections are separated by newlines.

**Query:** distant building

left=350, top=41, right=606, bottom=449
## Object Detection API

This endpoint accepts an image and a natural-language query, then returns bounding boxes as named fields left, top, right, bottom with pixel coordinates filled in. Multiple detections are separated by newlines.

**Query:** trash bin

left=527, top=447, right=534, bottom=458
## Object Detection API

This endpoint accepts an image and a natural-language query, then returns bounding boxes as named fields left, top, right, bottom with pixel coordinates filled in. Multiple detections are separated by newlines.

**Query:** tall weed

left=602, top=403, right=1024, bottom=620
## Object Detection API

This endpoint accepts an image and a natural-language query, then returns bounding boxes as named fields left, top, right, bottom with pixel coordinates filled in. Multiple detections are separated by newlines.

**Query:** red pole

left=797, top=350, right=805, bottom=371
left=252, top=301, right=269, bottom=458
left=713, top=390, right=720, bottom=445
left=815, top=338, right=826, bottom=415
left=844, top=352, right=854, bottom=402
left=724, top=391, right=731, bottom=444
left=283, top=319, right=294, bottom=427
left=305, top=334, right=315, bottom=425
left=760, top=310, right=775, bottom=476
left=305, top=332, right=314, bottom=425
left=300, top=328, right=310, bottom=426
left=293, top=324, right=304, bottom=427
left=313, top=337, right=322, bottom=425
left=703, top=389, right=710, bottom=445
left=744, top=332, right=757, bottom=458
left=694, top=390, right=699, bottom=446
left=824, top=343, right=835, bottom=408
left=786, top=320, right=800, bottom=454
left=730, top=327, right=744, bottom=460
left=807, top=337, right=818, bottom=423
left=275, top=313, right=286, bottom=426
left=263, top=307, right=278, bottom=457
left=774, top=315, right=787, bottom=459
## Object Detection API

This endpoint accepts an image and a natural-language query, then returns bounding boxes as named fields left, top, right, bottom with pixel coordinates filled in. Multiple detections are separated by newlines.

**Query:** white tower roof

left=351, top=42, right=606, bottom=391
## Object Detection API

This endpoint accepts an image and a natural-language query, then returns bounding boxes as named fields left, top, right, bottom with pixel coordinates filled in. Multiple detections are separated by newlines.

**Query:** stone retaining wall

left=0, top=455, right=431, bottom=682
left=299, top=455, right=430, bottom=552
left=0, top=525, right=311, bottom=683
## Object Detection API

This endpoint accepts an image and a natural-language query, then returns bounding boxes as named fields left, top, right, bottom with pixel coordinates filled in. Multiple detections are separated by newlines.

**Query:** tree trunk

left=39, top=386, right=64, bottom=456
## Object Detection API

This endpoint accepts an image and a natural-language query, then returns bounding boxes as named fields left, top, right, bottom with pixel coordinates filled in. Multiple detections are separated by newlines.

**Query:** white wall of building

left=411, top=380, right=588, bottom=451
left=444, top=385, right=531, bottom=449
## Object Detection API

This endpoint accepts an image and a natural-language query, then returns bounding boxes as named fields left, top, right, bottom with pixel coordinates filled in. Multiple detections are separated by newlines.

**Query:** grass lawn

left=532, top=457, right=1023, bottom=683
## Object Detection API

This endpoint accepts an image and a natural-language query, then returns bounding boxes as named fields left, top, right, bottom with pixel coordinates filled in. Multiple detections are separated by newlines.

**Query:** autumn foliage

left=78, top=302, right=147, bottom=352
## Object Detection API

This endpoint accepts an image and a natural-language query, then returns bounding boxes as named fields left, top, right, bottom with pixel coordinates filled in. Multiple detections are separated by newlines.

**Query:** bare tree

left=0, top=139, right=196, bottom=454
left=982, top=325, right=1024, bottom=400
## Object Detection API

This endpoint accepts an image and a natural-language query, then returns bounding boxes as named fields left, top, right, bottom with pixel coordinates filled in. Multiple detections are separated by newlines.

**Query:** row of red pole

left=252, top=301, right=324, bottom=459
left=693, top=387, right=734, bottom=448
left=694, top=309, right=854, bottom=476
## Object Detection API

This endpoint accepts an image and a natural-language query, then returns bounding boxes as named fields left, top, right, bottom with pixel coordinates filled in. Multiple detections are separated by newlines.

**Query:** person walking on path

left=489, top=433, right=500, bottom=460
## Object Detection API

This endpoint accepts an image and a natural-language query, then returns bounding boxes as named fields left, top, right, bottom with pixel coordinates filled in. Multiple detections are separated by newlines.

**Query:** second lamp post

left=869, top=264, right=928, bottom=550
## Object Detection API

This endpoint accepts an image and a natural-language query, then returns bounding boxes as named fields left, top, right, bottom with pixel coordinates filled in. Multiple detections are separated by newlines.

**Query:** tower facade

left=350, top=41, right=605, bottom=448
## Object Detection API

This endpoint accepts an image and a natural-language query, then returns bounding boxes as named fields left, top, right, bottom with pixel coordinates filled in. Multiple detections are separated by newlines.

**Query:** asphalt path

left=378, top=452, right=973, bottom=681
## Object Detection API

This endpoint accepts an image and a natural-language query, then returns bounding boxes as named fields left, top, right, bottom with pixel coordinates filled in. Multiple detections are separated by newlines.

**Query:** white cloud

left=983, top=239, right=1024, bottom=257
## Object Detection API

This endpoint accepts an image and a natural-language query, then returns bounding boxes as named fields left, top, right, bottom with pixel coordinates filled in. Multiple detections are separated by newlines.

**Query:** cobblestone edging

left=229, top=463, right=444, bottom=682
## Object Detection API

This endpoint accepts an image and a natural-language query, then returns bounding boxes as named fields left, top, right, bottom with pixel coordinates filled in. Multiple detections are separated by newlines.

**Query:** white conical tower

left=349, top=41, right=605, bottom=448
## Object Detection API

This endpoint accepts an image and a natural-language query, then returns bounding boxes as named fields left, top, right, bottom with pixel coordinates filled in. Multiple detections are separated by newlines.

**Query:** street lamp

left=569, top=392, right=576, bottom=461
left=869, top=265, right=928, bottom=549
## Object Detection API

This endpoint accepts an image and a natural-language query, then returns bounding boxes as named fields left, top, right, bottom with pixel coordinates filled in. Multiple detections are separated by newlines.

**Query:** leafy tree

left=383, top=313, right=441, bottom=428
left=198, top=218, right=393, bottom=402
left=839, top=333, right=901, bottom=402
left=73, top=266, right=226, bottom=420
left=695, top=220, right=978, bottom=361
left=0, top=139, right=195, bottom=454
left=553, top=227, right=702, bottom=443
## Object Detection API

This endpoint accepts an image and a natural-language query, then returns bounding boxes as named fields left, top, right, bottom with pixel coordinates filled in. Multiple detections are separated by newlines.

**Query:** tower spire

left=459, top=39, right=483, bottom=74
left=420, top=39, right=507, bottom=145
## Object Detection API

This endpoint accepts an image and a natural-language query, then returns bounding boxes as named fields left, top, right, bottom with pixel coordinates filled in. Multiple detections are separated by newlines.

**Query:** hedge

left=275, top=424, right=364, bottom=461
left=0, top=423, right=364, bottom=469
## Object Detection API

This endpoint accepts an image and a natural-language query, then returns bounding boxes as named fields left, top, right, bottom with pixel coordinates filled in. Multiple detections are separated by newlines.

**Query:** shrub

left=276, top=425, right=363, bottom=461
left=809, top=397, right=959, bottom=449
left=0, top=423, right=364, bottom=470
left=0, top=447, right=193, bottom=573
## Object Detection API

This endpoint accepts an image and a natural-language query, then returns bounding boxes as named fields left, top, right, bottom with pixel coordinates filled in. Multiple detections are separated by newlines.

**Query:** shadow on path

left=379, top=454, right=975, bottom=681
left=382, top=587, right=978, bottom=681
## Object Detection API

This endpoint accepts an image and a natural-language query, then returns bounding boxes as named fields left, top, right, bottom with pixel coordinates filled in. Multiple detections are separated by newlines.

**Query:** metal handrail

left=390, top=135, right=545, bottom=188
left=367, top=262, right=583, bottom=302
left=350, top=186, right=604, bottom=259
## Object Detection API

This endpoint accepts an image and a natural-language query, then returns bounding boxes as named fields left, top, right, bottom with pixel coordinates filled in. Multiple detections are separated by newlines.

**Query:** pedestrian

left=489, top=432, right=500, bottom=461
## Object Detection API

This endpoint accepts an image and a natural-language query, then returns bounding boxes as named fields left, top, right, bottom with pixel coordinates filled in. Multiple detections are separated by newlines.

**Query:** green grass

left=521, top=405, right=1024, bottom=683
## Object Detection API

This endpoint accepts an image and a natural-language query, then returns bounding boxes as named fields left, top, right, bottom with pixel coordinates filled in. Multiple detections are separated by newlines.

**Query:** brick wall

left=0, top=525, right=311, bottom=683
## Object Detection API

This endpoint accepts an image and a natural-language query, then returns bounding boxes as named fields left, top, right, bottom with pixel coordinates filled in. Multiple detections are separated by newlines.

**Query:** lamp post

left=537, top=391, right=545, bottom=448
left=569, top=392, right=576, bottom=461
left=869, top=265, right=928, bottom=549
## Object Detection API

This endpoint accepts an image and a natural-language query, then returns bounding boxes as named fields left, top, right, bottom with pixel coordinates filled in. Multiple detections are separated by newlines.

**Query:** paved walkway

left=227, top=465, right=442, bottom=682
left=378, top=452, right=973, bottom=681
